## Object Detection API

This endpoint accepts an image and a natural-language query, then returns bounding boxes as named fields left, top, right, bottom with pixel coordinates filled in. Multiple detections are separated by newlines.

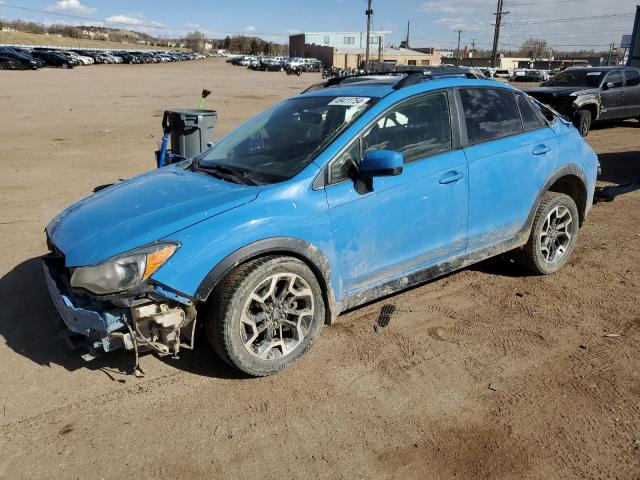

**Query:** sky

left=1, top=0, right=638, bottom=51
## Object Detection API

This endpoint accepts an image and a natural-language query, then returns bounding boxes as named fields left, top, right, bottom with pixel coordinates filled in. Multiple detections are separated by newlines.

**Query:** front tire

left=519, top=192, right=580, bottom=275
left=205, top=256, right=325, bottom=376
left=573, top=109, right=592, bottom=136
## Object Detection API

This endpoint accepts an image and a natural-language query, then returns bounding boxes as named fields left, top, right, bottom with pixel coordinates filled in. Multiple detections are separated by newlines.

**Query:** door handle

left=439, top=171, right=464, bottom=184
left=532, top=145, right=551, bottom=156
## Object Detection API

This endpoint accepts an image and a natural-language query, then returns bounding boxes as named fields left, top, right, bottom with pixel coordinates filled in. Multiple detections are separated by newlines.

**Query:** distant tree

left=185, top=31, right=206, bottom=52
left=519, top=38, right=549, bottom=60
left=223, top=36, right=231, bottom=50
left=249, top=38, right=260, bottom=55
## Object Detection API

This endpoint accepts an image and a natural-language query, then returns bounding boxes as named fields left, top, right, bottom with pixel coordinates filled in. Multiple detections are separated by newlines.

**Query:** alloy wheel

left=240, top=273, right=314, bottom=360
left=540, top=205, right=573, bottom=263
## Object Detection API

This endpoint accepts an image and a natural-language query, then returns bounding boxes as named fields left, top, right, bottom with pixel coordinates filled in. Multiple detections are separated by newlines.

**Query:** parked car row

left=227, top=55, right=323, bottom=73
left=0, top=46, right=211, bottom=70
left=480, top=67, right=554, bottom=83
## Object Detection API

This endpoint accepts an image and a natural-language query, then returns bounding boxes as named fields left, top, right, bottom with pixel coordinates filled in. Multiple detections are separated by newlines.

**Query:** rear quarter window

left=625, top=69, right=640, bottom=87
left=516, top=93, right=544, bottom=131
left=459, top=88, right=523, bottom=144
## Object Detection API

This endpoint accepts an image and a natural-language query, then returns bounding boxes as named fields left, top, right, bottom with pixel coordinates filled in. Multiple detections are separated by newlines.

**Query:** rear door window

left=459, top=88, right=523, bottom=144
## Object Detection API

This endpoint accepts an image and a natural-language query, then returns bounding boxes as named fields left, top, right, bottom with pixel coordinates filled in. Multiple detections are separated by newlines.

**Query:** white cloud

left=106, top=14, right=144, bottom=26
left=245, top=25, right=256, bottom=32
left=105, top=14, right=163, bottom=28
left=419, top=2, right=462, bottom=13
left=46, top=0, right=96, bottom=14
left=418, top=0, right=491, bottom=13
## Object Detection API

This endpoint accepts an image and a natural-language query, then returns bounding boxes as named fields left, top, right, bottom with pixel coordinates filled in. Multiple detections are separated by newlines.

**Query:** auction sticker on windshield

left=586, top=72, right=603, bottom=76
left=329, top=97, right=371, bottom=107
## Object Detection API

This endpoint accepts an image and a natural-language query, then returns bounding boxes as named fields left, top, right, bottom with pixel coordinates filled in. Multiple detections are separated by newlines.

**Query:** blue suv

left=43, top=69, right=599, bottom=376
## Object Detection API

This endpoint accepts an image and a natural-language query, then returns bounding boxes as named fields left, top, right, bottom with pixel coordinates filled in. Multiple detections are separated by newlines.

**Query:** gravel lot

left=0, top=59, right=639, bottom=479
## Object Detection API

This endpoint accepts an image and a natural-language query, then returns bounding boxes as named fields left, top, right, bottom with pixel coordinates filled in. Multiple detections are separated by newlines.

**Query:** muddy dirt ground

left=0, top=59, right=639, bottom=479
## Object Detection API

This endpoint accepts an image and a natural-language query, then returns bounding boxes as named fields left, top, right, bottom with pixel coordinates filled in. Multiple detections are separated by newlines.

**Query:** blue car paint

left=326, top=148, right=469, bottom=293
left=358, top=149, right=404, bottom=175
left=45, top=76, right=599, bottom=332
left=47, top=165, right=258, bottom=266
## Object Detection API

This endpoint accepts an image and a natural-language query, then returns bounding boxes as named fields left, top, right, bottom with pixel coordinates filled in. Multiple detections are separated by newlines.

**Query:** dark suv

left=526, top=66, right=640, bottom=136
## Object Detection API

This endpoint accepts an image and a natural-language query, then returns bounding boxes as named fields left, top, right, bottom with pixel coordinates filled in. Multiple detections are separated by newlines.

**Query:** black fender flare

left=522, top=164, right=588, bottom=238
left=195, top=237, right=339, bottom=324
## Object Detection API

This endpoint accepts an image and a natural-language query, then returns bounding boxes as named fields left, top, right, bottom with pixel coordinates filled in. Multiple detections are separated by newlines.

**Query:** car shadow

left=597, top=151, right=640, bottom=185
left=595, top=151, right=640, bottom=203
left=468, top=255, right=530, bottom=278
left=0, top=256, right=241, bottom=380
left=591, top=118, right=640, bottom=132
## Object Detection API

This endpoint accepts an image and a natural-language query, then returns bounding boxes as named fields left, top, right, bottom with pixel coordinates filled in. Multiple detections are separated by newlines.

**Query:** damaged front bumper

left=42, top=255, right=196, bottom=362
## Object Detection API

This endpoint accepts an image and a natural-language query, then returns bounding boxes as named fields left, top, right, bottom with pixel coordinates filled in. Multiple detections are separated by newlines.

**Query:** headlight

left=70, top=243, right=178, bottom=295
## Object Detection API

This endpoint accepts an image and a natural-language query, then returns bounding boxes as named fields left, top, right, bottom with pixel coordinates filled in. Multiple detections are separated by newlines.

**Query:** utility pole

left=607, top=42, right=614, bottom=65
left=365, top=0, right=373, bottom=71
left=490, top=0, right=508, bottom=68
left=406, top=21, right=410, bottom=48
left=455, top=29, right=462, bottom=66
left=470, top=38, right=476, bottom=66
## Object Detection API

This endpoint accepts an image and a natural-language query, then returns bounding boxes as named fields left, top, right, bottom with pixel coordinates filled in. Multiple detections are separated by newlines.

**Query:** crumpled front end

left=42, top=244, right=197, bottom=368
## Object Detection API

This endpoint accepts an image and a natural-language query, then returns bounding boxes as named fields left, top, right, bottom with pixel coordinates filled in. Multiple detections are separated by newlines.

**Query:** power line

left=505, top=0, right=585, bottom=5
left=505, top=13, right=634, bottom=25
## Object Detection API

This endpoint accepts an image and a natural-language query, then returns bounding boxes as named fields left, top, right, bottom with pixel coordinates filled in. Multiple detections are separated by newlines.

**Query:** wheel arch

left=547, top=173, right=588, bottom=225
left=575, top=101, right=599, bottom=121
left=527, top=165, right=589, bottom=232
left=195, top=237, right=339, bottom=324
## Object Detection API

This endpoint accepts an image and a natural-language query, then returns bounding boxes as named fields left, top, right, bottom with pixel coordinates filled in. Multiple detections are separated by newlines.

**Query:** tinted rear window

left=459, top=88, right=522, bottom=144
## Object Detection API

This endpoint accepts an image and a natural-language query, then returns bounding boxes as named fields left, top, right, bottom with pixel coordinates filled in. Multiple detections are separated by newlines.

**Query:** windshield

left=196, top=95, right=375, bottom=184
left=545, top=70, right=604, bottom=88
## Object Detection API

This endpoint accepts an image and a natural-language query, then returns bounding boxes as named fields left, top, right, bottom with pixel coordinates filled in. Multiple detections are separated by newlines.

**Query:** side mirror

left=358, top=150, right=404, bottom=178
left=603, top=82, right=613, bottom=90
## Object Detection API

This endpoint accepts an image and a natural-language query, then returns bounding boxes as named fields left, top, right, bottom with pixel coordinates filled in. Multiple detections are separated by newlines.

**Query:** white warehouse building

left=290, top=31, right=390, bottom=54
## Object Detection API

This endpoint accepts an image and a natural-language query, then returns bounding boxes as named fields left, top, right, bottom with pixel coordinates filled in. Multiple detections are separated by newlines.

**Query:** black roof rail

left=300, top=67, right=487, bottom=94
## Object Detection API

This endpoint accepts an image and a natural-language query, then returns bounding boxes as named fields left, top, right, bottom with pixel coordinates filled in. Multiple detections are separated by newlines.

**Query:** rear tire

left=573, top=109, right=591, bottom=136
left=204, top=256, right=325, bottom=377
left=518, top=192, right=580, bottom=275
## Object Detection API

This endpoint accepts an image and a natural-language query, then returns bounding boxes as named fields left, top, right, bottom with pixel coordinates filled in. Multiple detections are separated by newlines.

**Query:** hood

left=47, top=165, right=259, bottom=266
left=526, top=86, right=599, bottom=97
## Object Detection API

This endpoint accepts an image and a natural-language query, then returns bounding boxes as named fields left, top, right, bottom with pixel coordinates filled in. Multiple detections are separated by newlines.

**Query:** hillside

left=0, top=30, right=180, bottom=50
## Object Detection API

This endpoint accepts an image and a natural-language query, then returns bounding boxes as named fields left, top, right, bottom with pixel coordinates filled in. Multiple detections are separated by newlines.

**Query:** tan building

left=332, top=46, right=441, bottom=69
left=289, top=32, right=441, bottom=69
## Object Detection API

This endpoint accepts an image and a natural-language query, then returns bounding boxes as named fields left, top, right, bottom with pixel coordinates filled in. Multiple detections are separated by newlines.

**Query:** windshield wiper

left=195, top=163, right=258, bottom=185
